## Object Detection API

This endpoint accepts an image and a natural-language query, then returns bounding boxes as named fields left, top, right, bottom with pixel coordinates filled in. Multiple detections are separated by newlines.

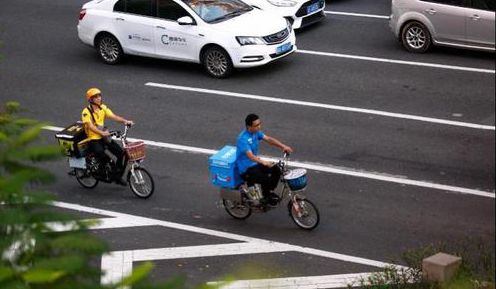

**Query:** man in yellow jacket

left=82, top=88, right=134, bottom=183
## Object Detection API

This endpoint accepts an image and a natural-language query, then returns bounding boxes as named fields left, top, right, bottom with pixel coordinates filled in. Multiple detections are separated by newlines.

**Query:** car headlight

left=236, top=36, right=266, bottom=46
left=266, top=0, right=297, bottom=7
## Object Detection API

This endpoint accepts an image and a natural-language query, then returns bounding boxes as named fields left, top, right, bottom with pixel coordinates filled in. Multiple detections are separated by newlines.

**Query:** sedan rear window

left=182, top=0, right=252, bottom=23
left=114, top=0, right=154, bottom=16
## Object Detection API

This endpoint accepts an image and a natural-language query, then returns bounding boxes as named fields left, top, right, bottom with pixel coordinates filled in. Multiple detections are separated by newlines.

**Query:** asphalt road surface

left=0, top=0, right=494, bottom=288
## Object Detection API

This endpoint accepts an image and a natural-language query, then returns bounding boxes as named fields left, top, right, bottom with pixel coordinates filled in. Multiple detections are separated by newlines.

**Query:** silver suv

left=390, top=0, right=495, bottom=53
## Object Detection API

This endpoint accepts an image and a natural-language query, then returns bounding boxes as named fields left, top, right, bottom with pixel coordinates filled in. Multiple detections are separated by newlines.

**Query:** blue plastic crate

left=208, top=145, right=243, bottom=189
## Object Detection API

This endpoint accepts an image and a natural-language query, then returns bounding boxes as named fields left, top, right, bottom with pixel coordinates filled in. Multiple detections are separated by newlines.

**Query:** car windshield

left=182, top=0, right=253, bottom=23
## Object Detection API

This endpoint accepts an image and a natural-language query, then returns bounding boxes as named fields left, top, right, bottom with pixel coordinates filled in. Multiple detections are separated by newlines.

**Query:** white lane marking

left=50, top=201, right=402, bottom=285
left=53, top=201, right=256, bottom=242
left=261, top=157, right=496, bottom=199
left=112, top=243, right=296, bottom=263
left=46, top=217, right=159, bottom=232
left=208, top=272, right=381, bottom=289
left=325, top=10, right=390, bottom=19
left=45, top=126, right=495, bottom=199
left=101, top=251, right=133, bottom=286
left=52, top=201, right=401, bottom=269
left=297, top=50, right=496, bottom=74
left=145, top=82, right=495, bottom=131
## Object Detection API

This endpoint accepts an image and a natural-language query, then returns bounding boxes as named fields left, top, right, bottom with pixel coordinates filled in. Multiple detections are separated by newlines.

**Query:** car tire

left=202, top=46, right=233, bottom=78
left=401, top=21, right=432, bottom=53
left=96, top=34, right=123, bottom=64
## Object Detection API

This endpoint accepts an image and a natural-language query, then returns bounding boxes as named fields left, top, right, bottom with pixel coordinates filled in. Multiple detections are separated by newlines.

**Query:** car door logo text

left=128, top=34, right=151, bottom=42
left=161, top=34, right=187, bottom=46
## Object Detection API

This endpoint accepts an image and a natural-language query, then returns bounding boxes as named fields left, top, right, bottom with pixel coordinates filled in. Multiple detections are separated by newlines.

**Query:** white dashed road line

left=51, top=201, right=400, bottom=288
left=44, top=126, right=495, bottom=198
left=325, top=10, right=390, bottom=20
left=297, top=50, right=496, bottom=74
left=145, top=82, right=495, bottom=131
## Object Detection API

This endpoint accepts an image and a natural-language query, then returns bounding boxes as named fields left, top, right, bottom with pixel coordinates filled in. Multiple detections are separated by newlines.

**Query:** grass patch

left=348, top=237, right=494, bottom=289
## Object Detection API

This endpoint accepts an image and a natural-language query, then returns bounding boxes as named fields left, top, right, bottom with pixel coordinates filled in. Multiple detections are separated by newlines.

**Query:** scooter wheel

left=223, top=199, right=251, bottom=220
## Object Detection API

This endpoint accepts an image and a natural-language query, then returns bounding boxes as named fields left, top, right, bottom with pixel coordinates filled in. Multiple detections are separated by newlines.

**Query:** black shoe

left=269, top=193, right=280, bottom=201
left=115, top=178, right=127, bottom=186
left=67, top=170, right=76, bottom=176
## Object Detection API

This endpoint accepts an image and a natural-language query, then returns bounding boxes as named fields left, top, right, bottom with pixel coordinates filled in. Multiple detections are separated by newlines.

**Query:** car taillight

left=79, top=9, right=86, bottom=20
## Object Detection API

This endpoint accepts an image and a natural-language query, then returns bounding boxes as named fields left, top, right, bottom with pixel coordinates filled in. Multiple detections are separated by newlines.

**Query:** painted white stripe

left=53, top=201, right=401, bottom=269
left=119, top=243, right=295, bottom=262
left=325, top=10, right=390, bottom=19
left=297, top=49, right=496, bottom=74
left=52, top=201, right=268, bottom=243
left=101, top=251, right=133, bottom=286
left=58, top=199, right=402, bottom=286
left=262, top=156, right=496, bottom=199
left=45, top=217, right=154, bottom=232
left=145, top=82, right=495, bottom=131
left=208, top=272, right=380, bottom=289
left=45, top=126, right=495, bottom=198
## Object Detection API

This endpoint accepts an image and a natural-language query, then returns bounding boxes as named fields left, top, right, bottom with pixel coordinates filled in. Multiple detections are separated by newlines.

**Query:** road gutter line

left=297, top=50, right=496, bottom=74
left=145, top=82, right=495, bottom=131
left=325, top=10, right=390, bottom=19
left=44, top=126, right=495, bottom=198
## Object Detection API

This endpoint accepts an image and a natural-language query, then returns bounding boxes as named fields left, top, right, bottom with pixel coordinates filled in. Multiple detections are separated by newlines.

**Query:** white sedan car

left=243, top=0, right=325, bottom=29
left=77, top=0, right=296, bottom=78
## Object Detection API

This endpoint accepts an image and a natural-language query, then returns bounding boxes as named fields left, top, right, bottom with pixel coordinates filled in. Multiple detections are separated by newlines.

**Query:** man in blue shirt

left=236, top=114, right=293, bottom=203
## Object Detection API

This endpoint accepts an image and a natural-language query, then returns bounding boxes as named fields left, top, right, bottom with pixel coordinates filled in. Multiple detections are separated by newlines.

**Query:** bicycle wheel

left=223, top=199, right=251, bottom=220
left=288, top=198, right=320, bottom=230
left=75, top=168, right=99, bottom=189
left=128, top=167, right=154, bottom=199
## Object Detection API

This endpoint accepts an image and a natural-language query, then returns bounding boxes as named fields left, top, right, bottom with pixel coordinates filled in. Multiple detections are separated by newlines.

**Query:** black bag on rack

left=55, top=121, right=87, bottom=157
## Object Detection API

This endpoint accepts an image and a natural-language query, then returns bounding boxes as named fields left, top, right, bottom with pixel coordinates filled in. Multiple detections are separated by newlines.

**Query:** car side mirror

left=177, top=16, right=194, bottom=25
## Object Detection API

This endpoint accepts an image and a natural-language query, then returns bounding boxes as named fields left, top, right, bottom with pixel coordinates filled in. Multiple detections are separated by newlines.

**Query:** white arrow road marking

left=101, top=242, right=296, bottom=283
left=45, top=126, right=495, bottom=198
left=50, top=201, right=406, bottom=287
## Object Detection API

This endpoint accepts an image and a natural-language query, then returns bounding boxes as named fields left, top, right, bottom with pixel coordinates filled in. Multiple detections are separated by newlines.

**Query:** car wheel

left=202, top=46, right=233, bottom=78
left=96, top=34, right=123, bottom=64
left=401, top=21, right=432, bottom=53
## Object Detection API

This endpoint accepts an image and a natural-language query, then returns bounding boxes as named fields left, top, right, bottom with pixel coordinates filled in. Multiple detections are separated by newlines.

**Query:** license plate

left=306, top=2, right=319, bottom=14
left=276, top=42, right=292, bottom=54
left=69, top=157, right=86, bottom=169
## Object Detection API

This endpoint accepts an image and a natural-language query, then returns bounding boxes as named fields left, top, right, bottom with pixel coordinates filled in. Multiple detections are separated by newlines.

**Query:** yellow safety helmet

left=85, top=88, right=101, bottom=101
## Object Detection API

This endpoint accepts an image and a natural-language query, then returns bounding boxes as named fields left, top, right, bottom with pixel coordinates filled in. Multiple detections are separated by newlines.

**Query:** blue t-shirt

left=236, top=129, right=265, bottom=174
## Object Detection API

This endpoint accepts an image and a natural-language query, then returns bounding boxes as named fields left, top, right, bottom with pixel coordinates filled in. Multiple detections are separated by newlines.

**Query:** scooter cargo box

left=208, top=145, right=243, bottom=189
left=55, top=121, right=87, bottom=157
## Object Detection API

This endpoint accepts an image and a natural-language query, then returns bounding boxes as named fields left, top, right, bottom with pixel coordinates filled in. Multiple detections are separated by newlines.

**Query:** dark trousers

left=88, top=139, right=124, bottom=173
left=242, top=164, right=281, bottom=197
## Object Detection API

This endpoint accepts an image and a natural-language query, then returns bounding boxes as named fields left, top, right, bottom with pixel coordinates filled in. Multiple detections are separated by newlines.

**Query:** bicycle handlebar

left=109, top=124, right=133, bottom=140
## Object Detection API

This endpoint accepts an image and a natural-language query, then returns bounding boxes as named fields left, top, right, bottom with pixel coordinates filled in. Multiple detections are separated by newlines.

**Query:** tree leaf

left=22, top=268, right=66, bottom=283
left=14, top=145, right=62, bottom=162
left=118, top=262, right=154, bottom=287
left=14, top=124, right=44, bottom=146
left=0, top=266, right=15, bottom=282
